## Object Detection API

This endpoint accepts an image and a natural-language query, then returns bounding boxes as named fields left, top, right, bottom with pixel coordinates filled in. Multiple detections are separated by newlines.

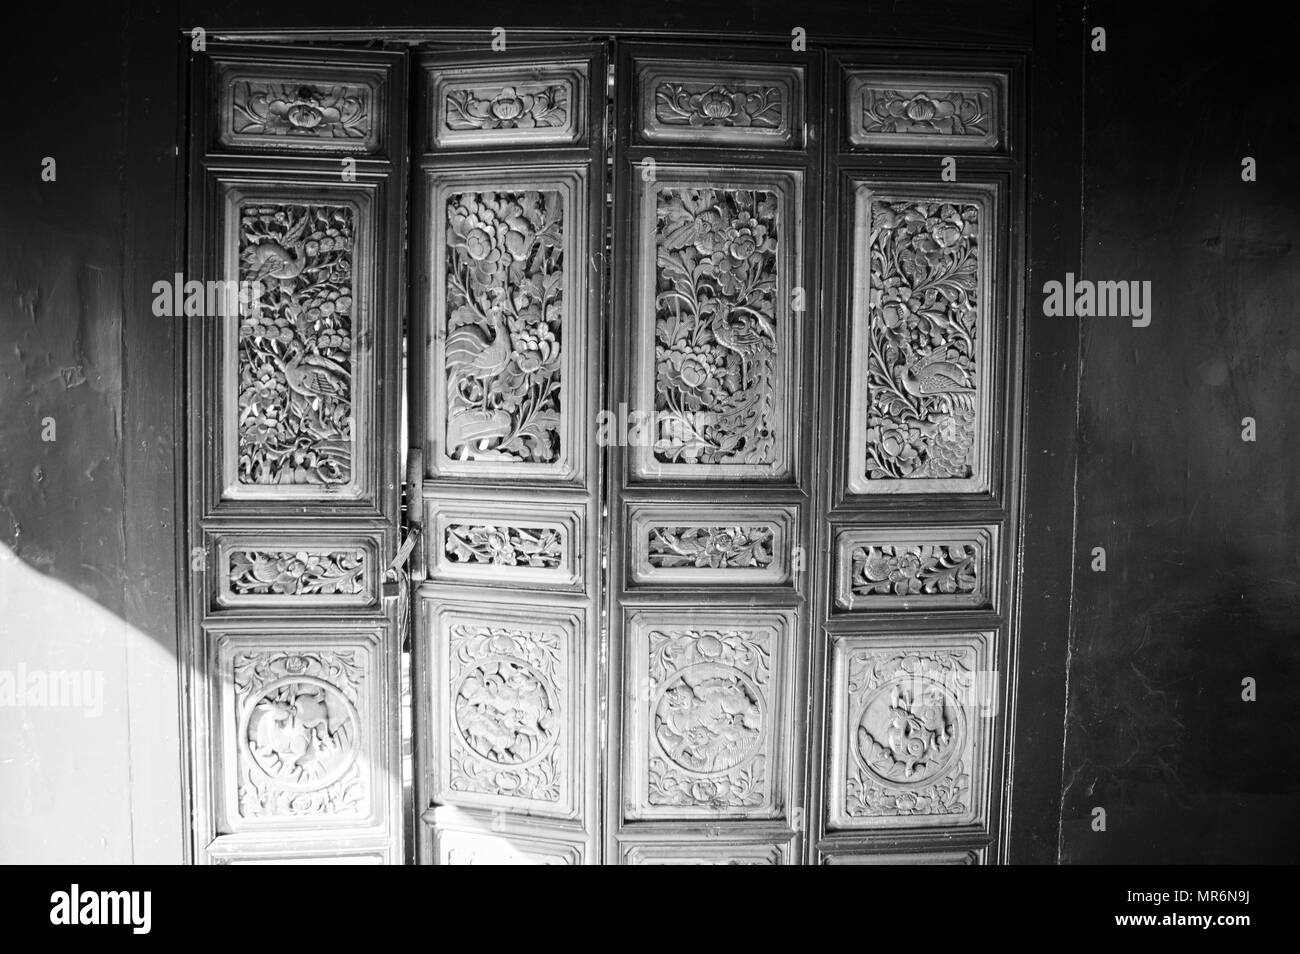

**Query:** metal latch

left=382, top=526, right=421, bottom=599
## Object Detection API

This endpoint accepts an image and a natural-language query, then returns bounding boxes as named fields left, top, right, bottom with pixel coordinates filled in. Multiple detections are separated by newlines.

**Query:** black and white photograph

left=0, top=0, right=1293, bottom=917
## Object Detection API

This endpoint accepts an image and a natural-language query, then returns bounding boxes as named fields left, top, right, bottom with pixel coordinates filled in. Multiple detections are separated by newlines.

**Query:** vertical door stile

left=185, top=42, right=409, bottom=864
left=412, top=41, right=608, bottom=864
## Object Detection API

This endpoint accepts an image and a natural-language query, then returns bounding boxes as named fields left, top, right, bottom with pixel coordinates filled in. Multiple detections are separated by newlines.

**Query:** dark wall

left=1061, top=0, right=1300, bottom=862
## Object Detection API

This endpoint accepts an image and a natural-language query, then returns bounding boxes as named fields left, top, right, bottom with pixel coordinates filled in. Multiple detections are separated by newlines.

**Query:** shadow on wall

left=0, top=541, right=182, bottom=863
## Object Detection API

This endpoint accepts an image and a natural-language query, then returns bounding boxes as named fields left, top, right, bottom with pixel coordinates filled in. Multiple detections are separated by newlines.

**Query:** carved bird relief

left=709, top=304, right=774, bottom=379
left=249, top=214, right=309, bottom=281
left=281, top=341, right=350, bottom=402
left=898, top=345, right=974, bottom=409
left=445, top=311, right=512, bottom=387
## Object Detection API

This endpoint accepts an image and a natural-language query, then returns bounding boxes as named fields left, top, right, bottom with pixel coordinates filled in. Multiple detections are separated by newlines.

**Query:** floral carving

left=654, top=83, right=783, bottom=129
left=228, top=548, right=366, bottom=597
left=231, top=81, right=371, bottom=141
left=444, top=190, right=564, bottom=463
left=862, top=87, right=991, bottom=139
left=850, top=544, right=977, bottom=597
left=845, top=649, right=973, bottom=819
left=647, top=525, right=774, bottom=569
left=444, top=523, right=562, bottom=569
left=234, top=650, right=367, bottom=819
left=646, top=628, right=772, bottom=812
left=444, top=84, right=568, bottom=131
left=653, top=187, right=780, bottom=465
left=864, top=199, right=980, bottom=480
left=237, top=203, right=355, bottom=487
left=447, top=623, right=565, bottom=803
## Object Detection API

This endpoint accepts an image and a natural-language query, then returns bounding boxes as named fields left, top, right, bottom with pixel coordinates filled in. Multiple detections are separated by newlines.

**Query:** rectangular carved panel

left=635, top=60, right=803, bottom=147
left=624, top=842, right=787, bottom=864
left=221, top=186, right=377, bottom=505
left=429, top=602, right=583, bottom=819
left=432, top=826, right=582, bottom=865
left=427, top=497, right=582, bottom=590
left=821, top=848, right=983, bottom=865
left=629, top=503, right=794, bottom=585
left=828, top=633, right=993, bottom=831
left=211, top=532, right=381, bottom=610
left=624, top=609, right=793, bottom=820
left=845, top=71, right=1004, bottom=151
left=215, top=60, right=387, bottom=154
left=633, top=169, right=802, bottom=480
left=429, top=169, right=587, bottom=481
left=835, top=525, right=996, bottom=611
left=847, top=183, right=996, bottom=494
left=427, top=61, right=587, bottom=149
left=213, top=631, right=386, bottom=835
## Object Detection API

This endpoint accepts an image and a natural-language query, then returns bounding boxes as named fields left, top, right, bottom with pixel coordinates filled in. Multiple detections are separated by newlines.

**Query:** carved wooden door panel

left=184, top=43, right=408, bottom=864
left=411, top=44, right=608, bottom=864
left=605, top=42, right=816, bottom=864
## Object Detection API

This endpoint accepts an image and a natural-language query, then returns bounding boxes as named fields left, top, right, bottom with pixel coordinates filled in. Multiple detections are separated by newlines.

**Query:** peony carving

left=654, top=83, right=783, bottom=129
left=231, top=81, right=371, bottom=141
left=228, top=548, right=366, bottom=597
left=444, top=523, right=562, bottom=568
left=647, top=525, right=774, bottom=570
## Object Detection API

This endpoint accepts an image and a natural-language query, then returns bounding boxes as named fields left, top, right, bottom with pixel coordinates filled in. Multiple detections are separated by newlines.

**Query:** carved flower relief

left=851, top=544, right=977, bottom=597
left=862, top=88, right=990, bottom=138
left=655, top=83, right=783, bottom=129
left=233, top=651, right=368, bottom=819
left=444, top=523, right=563, bottom=569
left=647, top=525, right=775, bottom=569
left=654, top=188, right=780, bottom=465
left=237, top=203, right=355, bottom=486
left=231, top=81, right=370, bottom=139
left=844, top=651, right=974, bottom=819
left=443, top=190, right=564, bottom=463
left=864, top=199, right=980, bottom=480
left=444, top=84, right=569, bottom=131
left=228, top=548, right=366, bottom=597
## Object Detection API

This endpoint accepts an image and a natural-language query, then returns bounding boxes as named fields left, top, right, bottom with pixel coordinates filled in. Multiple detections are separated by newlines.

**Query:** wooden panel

left=821, top=848, right=984, bottom=864
left=631, top=167, right=803, bottom=481
left=627, top=503, right=795, bottom=586
left=845, top=70, right=1005, bottom=152
left=432, top=826, right=583, bottom=865
left=624, top=842, right=788, bottom=864
left=428, top=600, right=586, bottom=821
left=427, top=61, right=588, bottom=149
left=845, top=182, right=998, bottom=495
left=827, top=633, right=994, bottom=831
left=635, top=59, right=804, bottom=148
left=212, top=52, right=390, bottom=155
left=209, top=530, right=382, bottom=611
left=427, top=495, right=583, bottom=591
left=426, top=167, right=589, bottom=483
left=623, top=609, right=795, bottom=821
left=834, top=525, right=997, bottom=612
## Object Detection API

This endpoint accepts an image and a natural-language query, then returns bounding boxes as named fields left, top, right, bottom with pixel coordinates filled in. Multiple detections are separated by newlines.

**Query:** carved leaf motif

left=862, top=88, right=990, bottom=138
left=654, top=83, right=783, bottom=129
left=444, top=190, right=564, bottom=463
left=444, top=84, right=569, bottom=131
left=653, top=187, right=780, bottom=465
left=231, top=81, right=371, bottom=140
left=864, top=198, right=980, bottom=480
left=237, top=203, right=355, bottom=486
left=444, top=523, right=563, bottom=568
left=850, top=543, right=977, bottom=597
left=228, top=548, right=365, bottom=596
left=647, top=525, right=774, bottom=569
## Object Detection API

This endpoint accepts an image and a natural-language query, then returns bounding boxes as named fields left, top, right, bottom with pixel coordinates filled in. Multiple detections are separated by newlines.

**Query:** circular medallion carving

left=653, top=663, right=764, bottom=774
left=854, top=674, right=964, bottom=786
left=243, top=676, right=359, bottom=791
left=454, top=658, right=558, bottom=766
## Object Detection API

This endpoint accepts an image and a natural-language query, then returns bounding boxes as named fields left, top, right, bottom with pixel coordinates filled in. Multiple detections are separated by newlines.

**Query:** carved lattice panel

left=427, top=496, right=583, bottom=591
left=628, top=503, right=795, bottom=586
left=846, top=183, right=997, bottom=494
left=827, top=633, right=993, bottom=831
left=631, top=169, right=803, bottom=481
left=210, top=531, right=382, bottom=610
left=427, top=61, right=588, bottom=149
left=427, top=170, right=588, bottom=482
left=623, top=609, right=794, bottom=821
left=834, top=525, right=997, bottom=612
